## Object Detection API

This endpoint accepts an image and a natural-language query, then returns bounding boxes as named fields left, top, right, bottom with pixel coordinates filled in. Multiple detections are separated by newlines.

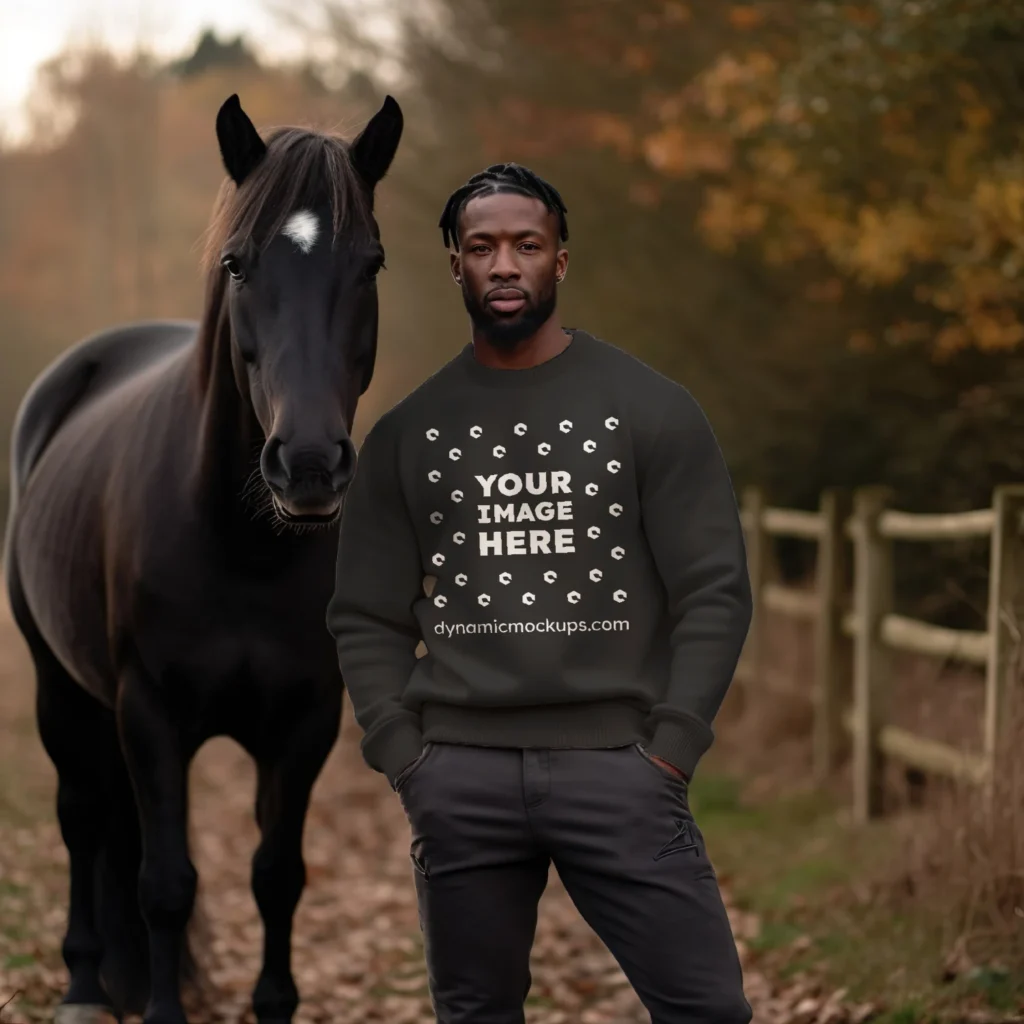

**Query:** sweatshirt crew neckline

left=457, top=328, right=588, bottom=388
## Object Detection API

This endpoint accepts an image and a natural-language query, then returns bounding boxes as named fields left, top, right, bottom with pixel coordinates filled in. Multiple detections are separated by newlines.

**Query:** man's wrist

left=646, top=715, right=713, bottom=779
left=361, top=717, right=424, bottom=784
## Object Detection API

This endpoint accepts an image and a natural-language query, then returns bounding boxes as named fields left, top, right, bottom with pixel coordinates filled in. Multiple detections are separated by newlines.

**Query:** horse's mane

left=194, top=124, right=374, bottom=391
left=199, top=125, right=373, bottom=271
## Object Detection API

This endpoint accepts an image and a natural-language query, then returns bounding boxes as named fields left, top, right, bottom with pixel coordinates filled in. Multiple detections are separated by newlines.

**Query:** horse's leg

left=117, top=673, right=196, bottom=1024
left=250, top=705, right=341, bottom=1024
left=32, top=642, right=119, bottom=1023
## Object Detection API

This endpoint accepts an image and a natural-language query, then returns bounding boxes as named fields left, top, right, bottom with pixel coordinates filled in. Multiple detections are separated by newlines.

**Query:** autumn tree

left=300, top=0, right=871, bottom=474
left=485, top=0, right=1024, bottom=356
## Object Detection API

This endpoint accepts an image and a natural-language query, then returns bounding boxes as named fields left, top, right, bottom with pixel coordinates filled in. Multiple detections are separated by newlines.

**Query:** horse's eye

left=364, top=257, right=386, bottom=282
left=221, top=255, right=245, bottom=281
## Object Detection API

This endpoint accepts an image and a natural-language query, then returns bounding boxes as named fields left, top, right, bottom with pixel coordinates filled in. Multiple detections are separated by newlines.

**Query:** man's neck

left=471, top=319, right=572, bottom=370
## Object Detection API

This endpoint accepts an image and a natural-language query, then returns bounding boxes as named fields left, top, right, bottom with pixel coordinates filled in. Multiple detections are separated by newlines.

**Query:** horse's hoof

left=54, top=1005, right=120, bottom=1024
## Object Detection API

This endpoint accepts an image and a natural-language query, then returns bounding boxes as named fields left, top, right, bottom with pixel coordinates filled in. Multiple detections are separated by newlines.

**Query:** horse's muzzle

left=272, top=495, right=341, bottom=524
left=260, top=436, right=355, bottom=523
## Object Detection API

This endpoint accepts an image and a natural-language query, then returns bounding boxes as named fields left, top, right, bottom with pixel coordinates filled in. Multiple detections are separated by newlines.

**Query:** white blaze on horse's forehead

left=281, top=209, right=320, bottom=254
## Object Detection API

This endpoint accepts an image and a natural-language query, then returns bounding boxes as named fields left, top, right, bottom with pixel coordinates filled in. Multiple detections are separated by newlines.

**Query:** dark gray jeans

left=394, top=742, right=752, bottom=1024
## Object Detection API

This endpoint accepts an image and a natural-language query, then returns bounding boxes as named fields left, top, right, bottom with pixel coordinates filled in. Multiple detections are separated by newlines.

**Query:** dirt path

left=0, top=595, right=807, bottom=1024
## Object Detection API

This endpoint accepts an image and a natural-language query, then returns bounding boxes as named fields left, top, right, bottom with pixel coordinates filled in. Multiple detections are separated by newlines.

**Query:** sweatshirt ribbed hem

left=420, top=700, right=649, bottom=749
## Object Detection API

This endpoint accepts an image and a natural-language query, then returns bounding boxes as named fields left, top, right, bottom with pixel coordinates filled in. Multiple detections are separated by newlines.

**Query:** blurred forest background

left=4, top=3, right=1024, bottom=1019
left=4, top=0, right=1024, bottom=544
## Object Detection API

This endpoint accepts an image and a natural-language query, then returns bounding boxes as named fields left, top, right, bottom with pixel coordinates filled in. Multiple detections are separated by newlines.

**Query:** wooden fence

left=737, top=485, right=1024, bottom=822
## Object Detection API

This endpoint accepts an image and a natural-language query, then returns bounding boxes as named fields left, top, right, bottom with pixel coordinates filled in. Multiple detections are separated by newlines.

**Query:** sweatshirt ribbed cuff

left=646, top=714, right=714, bottom=779
left=362, top=718, right=424, bottom=786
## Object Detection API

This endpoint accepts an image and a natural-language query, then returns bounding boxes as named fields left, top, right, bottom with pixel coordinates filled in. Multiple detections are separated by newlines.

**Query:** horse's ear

left=350, top=95, right=404, bottom=191
left=216, top=94, right=267, bottom=186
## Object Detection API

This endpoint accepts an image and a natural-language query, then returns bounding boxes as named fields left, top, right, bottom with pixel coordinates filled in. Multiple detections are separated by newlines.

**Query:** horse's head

left=210, top=93, right=402, bottom=526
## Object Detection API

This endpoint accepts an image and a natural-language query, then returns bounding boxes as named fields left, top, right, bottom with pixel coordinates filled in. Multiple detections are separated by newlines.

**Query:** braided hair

left=438, top=163, right=569, bottom=251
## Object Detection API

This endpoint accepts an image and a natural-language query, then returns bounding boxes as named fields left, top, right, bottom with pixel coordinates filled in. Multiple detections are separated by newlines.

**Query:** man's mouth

left=487, top=288, right=526, bottom=315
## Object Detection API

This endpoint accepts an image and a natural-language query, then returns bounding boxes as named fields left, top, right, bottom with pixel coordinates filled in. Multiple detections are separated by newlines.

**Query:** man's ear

left=450, top=251, right=462, bottom=285
left=556, top=248, right=569, bottom=283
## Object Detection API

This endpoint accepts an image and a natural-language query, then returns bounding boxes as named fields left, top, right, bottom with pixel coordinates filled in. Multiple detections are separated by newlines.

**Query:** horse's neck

left=192, top=300, right=266, bottom=533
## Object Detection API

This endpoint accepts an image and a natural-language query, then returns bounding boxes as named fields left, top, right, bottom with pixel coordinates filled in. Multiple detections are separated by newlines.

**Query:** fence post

left=984, top=485, right=1024, bottom=802
left=741, top=487, right=767, bottom=687
left=852, top=487, right=892, bottom=822
left=814, top=489, right=852, bottom=783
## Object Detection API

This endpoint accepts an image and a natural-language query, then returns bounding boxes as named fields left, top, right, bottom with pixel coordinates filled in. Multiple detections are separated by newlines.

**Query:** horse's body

left=3, top=94, right=403, bottom=1024
left=9, top=321, right=339, bottom=716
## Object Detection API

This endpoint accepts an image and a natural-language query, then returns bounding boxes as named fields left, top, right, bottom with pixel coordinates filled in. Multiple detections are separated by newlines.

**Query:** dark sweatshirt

left=327, top=329, right=752, bottom=785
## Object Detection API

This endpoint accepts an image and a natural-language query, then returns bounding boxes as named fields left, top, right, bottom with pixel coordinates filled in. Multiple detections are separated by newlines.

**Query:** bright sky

left=1, top=0, right=399, bottom=144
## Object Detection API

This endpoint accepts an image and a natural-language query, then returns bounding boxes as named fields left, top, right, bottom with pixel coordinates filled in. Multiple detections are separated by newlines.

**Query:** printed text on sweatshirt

left=327, top=330, right=752, bottom=783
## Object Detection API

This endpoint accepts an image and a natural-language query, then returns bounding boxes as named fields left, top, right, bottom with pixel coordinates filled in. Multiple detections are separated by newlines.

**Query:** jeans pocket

left=410, top=845, right=430, bottom=879
left=633, top=743, right=689, bottom=790
left=394, top=742, right=435, bottom=794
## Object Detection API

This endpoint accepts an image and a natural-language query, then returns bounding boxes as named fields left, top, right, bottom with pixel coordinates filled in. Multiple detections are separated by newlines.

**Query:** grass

left=0, top=879, right=31, bottom=946
left=688, top=771, right=1024, bottom=1020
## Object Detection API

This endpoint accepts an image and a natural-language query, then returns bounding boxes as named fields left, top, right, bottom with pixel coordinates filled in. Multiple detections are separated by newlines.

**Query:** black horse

left=3, top=92, right=402, bottom=1024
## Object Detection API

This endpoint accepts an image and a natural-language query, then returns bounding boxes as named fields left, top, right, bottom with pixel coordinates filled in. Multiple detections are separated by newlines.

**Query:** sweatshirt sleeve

left=326, top=415, right=425, bottom=785
left=639, top=388, right=752, bottom=779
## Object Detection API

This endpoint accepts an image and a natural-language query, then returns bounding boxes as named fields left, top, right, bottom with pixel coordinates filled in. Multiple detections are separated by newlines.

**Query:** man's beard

left=462, top=280, right=557, bottom=349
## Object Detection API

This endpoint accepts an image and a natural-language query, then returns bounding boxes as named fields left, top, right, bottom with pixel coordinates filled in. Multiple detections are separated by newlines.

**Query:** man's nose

left=490, top=245, right=521, bottom=279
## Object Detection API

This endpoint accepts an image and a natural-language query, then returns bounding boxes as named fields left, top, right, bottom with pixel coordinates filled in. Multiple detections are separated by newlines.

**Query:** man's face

left=450, top=191, right=569, bottom=349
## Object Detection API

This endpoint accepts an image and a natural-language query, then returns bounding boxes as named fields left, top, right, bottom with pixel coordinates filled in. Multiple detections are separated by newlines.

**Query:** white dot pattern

left=422, top=414, right=627, bottom=610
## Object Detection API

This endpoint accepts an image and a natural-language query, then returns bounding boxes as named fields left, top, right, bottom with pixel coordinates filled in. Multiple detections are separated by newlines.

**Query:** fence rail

left=736, top=484, right=1024, bottom=821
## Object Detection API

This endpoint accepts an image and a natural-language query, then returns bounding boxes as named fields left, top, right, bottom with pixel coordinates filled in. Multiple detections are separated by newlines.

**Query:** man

left=327, top=163, right=753, bottom=1024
